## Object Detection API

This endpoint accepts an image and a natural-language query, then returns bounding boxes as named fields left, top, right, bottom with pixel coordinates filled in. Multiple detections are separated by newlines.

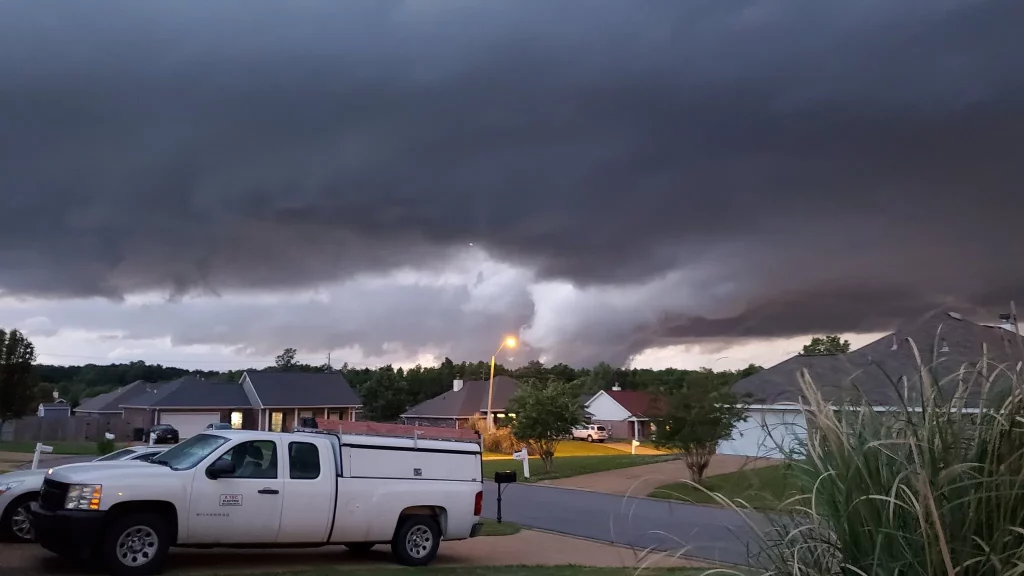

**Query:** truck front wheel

left=391, top=515, right=441, bottom=567
left=100, top=513, right=170, bottom=576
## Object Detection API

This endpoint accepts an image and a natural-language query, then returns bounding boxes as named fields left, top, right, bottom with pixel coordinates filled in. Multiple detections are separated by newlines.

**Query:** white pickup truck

left=30, top=428, right=485, bottom=576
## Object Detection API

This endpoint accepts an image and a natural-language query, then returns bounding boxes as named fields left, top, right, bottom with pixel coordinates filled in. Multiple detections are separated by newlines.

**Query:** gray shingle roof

left=76, top=380, right=151, bottom=412
left=733, top=310, right=1023, bottom=408
left=40, top=402, right=70, bottom=409
left=121, top=376, right=250, bottom=408
left=245, top=372, right=361, bottom=407
left=401, top=375, right=518, bottom=418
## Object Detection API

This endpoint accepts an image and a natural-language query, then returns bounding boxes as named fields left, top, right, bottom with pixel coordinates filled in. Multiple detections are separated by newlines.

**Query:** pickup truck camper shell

left=30, top=421, right=485, bottom=576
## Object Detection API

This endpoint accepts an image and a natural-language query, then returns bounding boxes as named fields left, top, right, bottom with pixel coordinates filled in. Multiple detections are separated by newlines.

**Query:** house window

left=230, top=411, right=244, bottom=430
left=299, top=410, right=314, bottom=418
left=270, top=412, right=284, bottom=433
left=328, top=410, right=341, bottom=420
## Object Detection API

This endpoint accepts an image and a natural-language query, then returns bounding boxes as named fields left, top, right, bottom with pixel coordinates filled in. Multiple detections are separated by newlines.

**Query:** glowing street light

left=487, top=335, right=518, bottom=432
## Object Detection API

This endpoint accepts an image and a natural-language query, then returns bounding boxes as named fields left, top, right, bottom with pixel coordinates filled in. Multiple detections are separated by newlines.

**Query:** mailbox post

left=631, top=438, right=640, bottom=455
left=512, top=447, right=530, bottom=478
left=31, top=442, right=53, bottom=470
left=493, top=470, right=517, bottom=524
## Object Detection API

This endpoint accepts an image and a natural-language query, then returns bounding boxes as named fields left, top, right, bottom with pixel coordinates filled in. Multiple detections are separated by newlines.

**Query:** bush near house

left=738, top=337, right=1024, bottom=576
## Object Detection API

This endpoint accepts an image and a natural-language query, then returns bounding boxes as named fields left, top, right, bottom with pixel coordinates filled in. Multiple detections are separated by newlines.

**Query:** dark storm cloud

left=2, top=0, right=1024, bottom=347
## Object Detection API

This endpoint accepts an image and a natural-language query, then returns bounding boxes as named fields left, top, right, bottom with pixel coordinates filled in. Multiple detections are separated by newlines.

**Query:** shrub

left=751, top=337, right=1024, bottom=576
left=466, top=417, right=525, bottom=455
left=96, top=437, right=115, bottom=455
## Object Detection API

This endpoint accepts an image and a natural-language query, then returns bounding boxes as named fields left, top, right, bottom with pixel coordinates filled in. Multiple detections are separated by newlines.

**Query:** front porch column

left=633, top=419, right=639, bottom=439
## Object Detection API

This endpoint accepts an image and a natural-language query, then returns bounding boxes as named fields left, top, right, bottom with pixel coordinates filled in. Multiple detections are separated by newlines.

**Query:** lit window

left=271, top=412, right=284, bottom=432
left=328, top=411, right=341, bottom=420
left=230, top=411, right=244, bottom=430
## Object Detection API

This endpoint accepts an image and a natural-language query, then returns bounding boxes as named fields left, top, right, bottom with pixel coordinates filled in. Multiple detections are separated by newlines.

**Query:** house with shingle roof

left=400, top=375, right=520, bottom=429
left=722, top=310, right=1023, bottom=458
left=77, top=371, right=362, bottom=439
left=584, top=386, right=666, bottom=440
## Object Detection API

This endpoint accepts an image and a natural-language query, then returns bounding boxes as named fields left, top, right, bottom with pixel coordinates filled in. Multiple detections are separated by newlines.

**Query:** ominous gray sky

left=1, top=0, right=1023, bottom=369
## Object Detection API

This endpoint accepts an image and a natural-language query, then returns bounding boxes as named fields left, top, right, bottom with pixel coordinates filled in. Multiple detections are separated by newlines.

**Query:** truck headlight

left=65, top=484, right=102, bottom=510
left=0, top=480, right=24, bottom=495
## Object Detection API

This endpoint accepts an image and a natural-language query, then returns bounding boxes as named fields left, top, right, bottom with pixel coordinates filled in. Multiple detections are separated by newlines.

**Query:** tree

left=359, top=366, right=411, bottom=422
left=275, top=347, right=299, bottom=370
left=800, top=335, right=851, bottom=356
left=0, top=328, right=37, bottom=437
left=508, top=378, right=581, bottom=472
left=651, top=378, right=749, bottom=485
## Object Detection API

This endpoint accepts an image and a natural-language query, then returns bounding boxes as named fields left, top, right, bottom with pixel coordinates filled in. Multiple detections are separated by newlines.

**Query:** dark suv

left=146, top=424, right=179, bottom=444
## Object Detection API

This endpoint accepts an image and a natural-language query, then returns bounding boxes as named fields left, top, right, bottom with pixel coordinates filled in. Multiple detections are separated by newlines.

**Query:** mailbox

left=493, top=470, right=518, bottom=523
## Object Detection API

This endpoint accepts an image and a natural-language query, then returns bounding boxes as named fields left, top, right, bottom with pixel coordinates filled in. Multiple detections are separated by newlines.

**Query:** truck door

left=187, top=438, right=285, bottom=543
left=276, top=439, right=337, bottom=543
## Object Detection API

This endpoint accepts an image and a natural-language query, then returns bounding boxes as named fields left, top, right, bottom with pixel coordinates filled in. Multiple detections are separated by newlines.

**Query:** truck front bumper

left=470, top=522, right=484, bottom=538
left=30, top=502, right=105, bottom=559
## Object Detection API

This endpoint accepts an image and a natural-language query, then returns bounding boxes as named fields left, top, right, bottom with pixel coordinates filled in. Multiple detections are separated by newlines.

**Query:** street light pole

left=486, top=336, right=517, bottom=433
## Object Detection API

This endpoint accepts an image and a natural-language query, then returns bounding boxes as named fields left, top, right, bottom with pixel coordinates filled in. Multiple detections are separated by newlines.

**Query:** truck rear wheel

left=391, top=515, right=441, bottom=567
left=100, top=513, right=170, bottom=576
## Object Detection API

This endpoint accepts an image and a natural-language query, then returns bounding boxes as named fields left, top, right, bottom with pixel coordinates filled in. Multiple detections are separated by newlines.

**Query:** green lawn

left=197, top=568, right=713, bottom=576
left=478, top=518, right=521, bottom=536
left=0, top=440, right=123, bottom=455
left=484, top=454, right=669, bottom=483
left=648, top=464, right=797, bottom=510
left=485, top=442, right=630, bottom=459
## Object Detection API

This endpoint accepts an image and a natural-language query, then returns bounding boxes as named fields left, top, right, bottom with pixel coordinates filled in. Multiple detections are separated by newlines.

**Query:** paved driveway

left=542, top=455, right=783, bottom=496
left=482, top=482, right=768, bottom=567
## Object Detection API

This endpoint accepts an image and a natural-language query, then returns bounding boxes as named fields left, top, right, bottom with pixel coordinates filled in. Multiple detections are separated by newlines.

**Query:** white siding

left=718, top=408, right=806, bottom=458
left=585, top=391, right=632, bottom=421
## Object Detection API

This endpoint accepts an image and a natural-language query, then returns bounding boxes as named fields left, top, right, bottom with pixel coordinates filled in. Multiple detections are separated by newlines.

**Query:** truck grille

left=39, top=478, right=69, bottom=512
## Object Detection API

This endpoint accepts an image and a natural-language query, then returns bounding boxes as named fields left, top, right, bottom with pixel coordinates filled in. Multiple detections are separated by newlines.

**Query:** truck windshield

left=151, top=433, right=230, bottom=471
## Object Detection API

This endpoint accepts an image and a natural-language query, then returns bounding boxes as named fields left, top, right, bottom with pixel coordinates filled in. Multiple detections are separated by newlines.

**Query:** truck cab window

left=289, top=442, right=321, bottom=480
left=214, top=440, right=278, bottom=479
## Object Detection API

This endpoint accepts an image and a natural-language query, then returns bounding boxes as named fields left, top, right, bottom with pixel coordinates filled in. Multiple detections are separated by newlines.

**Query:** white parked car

left=571, top=424, right=609, bottom=442
left=0, top=446, right=166, bottom=543
left=30, top=428, right=484, bottom=576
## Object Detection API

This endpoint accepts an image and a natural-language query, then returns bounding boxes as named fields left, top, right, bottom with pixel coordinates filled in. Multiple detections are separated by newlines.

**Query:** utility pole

left=326, top=353, right=332, bottom=372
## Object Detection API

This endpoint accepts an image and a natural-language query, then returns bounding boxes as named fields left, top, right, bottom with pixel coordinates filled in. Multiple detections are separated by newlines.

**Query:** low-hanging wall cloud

left=1, top=0, right=1022, bottom=367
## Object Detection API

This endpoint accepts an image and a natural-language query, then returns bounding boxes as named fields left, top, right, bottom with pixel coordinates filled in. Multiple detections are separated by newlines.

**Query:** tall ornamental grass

left=754, top=337, right=1024, bottom=576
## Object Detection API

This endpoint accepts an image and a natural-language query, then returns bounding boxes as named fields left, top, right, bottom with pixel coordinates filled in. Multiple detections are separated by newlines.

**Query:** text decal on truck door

left=219, top=494, right=243, bottom=507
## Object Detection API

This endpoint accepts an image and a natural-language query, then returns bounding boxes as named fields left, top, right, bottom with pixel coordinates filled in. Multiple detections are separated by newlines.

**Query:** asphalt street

left=481, top=482, right=766, bottom=567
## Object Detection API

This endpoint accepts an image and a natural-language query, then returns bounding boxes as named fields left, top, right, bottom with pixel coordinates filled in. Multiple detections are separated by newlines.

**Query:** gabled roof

left=733, top=310, right=1022, bottom=408
left=401, top=375, right=518, bottom=418
left=597, top=389, right=666, bottom=419
left=121, top=376, right=250, bottom=408
left=39, top=402, right=70, bottom=409
left=76, top=380, right=153, bottom=412
left=244, top=372, right=361, bottom=408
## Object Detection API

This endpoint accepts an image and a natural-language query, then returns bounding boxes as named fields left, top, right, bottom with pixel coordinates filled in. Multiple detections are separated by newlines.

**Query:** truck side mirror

left=206, top=459, right=236, bottom=479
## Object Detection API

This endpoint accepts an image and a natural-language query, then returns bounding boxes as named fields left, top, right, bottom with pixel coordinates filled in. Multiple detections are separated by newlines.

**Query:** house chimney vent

left=453, top=379, right=464, bottom=392
left=611, top=383, right=622, bottom=391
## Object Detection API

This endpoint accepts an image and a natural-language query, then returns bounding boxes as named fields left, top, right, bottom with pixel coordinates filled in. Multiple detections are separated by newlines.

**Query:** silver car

left=0, top=446, right=166, bottom=543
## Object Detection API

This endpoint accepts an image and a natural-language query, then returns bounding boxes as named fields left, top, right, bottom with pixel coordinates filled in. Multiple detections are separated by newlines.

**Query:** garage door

left=159, top=412, right=221, bottom=439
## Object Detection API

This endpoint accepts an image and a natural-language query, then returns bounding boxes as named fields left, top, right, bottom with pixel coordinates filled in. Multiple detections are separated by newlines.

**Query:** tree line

left=1, top=330, right=765, bottom=427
